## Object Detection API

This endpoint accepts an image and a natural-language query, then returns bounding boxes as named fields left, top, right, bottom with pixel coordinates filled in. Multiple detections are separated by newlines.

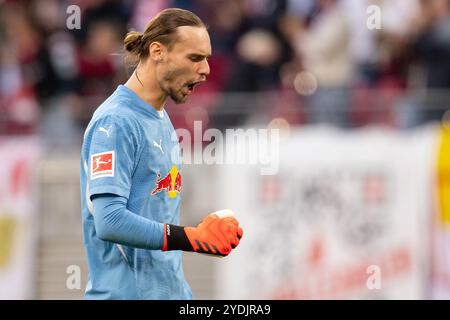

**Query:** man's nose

left=198, top=59, right=210, bottom=77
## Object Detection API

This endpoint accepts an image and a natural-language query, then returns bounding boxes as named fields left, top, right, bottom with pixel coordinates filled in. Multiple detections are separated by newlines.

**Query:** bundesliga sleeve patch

left=90, top=151, right=115, bottom=179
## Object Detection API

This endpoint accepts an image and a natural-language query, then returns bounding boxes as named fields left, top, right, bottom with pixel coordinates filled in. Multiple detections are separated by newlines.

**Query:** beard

left=161, top=66, right=191, bottom=104
left=168, top=86, right=188, bottom=104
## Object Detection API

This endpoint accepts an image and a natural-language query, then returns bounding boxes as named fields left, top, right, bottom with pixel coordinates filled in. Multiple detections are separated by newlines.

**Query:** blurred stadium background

left=1, top=0, right=450, bottom=299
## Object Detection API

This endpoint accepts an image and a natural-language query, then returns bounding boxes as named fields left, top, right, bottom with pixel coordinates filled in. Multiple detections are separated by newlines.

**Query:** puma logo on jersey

left=153, top=139, right=164, bottom=154
left=98, top=126, right=111, bottom=137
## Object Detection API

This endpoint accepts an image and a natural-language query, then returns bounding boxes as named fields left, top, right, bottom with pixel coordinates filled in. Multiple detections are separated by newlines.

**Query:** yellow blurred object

left=0, top=215, right=17, bottom=268
left=437, top=126, right=450, bottom=225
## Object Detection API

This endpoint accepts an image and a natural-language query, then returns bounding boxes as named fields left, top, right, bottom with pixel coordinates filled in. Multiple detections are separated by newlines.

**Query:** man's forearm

left=91, top=193, right=164, bottom=250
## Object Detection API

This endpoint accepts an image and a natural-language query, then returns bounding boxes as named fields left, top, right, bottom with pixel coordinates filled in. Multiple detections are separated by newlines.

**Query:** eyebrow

left=188, top=53, right=211, bottom=59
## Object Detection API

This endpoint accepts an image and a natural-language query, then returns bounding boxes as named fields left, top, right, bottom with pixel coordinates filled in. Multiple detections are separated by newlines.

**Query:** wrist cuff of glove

left=162, top=224, right=193, bottom=252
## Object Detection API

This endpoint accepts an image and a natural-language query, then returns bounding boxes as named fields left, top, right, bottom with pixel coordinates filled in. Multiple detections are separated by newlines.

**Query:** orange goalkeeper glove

left=162, top=210, right=243, bottom=257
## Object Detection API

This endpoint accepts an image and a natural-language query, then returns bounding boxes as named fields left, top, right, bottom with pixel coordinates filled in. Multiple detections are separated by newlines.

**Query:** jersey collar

left=117, top=85, right=166, bottom=120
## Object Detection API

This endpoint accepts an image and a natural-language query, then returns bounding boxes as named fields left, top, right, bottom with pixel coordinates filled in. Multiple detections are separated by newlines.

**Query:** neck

left=125, top=63, right=167, bottom=111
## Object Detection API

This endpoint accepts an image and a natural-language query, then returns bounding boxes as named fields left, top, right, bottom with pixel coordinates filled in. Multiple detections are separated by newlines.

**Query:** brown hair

left=124, top=8, right=206, bottom=67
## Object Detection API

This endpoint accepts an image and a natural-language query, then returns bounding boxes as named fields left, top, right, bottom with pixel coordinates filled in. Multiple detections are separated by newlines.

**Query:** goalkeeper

left=79, top=8, right=243, bottom=299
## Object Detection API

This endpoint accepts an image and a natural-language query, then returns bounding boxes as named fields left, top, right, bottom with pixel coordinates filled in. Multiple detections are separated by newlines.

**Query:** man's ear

left=149, top=42, right=164, bottom=62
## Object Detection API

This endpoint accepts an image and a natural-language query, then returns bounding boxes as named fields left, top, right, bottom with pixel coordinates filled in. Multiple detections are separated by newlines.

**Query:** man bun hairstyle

left=124, top=31, right=143, bottom=56
left=124, top=8, right=205, bottom=67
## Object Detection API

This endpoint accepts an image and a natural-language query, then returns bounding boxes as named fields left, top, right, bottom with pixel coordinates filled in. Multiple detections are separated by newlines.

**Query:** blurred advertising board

left=0, top=137, right=42, bottom=299
left=215, top=125, right=437, bottom=299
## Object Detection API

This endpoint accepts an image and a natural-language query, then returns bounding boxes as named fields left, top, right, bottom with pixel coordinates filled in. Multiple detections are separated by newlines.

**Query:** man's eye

left=190, top=56, right=202, bottom=62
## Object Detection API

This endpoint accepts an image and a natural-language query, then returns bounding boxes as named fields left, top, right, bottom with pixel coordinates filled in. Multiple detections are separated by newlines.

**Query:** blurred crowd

left=1, top=0, right=450, bottom=147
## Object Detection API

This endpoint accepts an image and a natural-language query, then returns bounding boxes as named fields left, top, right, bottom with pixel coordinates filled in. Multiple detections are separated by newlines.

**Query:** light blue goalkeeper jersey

left=80, top=85, right=192, bottom=299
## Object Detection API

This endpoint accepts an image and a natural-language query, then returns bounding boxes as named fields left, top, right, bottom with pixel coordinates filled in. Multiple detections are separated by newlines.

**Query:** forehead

left=172, top=26, right=211, bottom=56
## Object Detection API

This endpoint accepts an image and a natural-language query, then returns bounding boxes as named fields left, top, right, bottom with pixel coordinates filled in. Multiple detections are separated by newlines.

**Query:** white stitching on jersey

left=116, top=244, right=129, bottom=263
left=84, top=160, right=94, bottom=215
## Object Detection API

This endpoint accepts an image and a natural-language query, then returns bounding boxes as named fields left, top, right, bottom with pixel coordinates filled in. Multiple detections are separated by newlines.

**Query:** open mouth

left=186, top=81, right=202, bottom=93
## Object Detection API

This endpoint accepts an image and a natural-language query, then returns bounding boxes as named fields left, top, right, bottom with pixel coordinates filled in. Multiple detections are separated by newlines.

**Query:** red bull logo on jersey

left=151, top=165, right=182, bottom=198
